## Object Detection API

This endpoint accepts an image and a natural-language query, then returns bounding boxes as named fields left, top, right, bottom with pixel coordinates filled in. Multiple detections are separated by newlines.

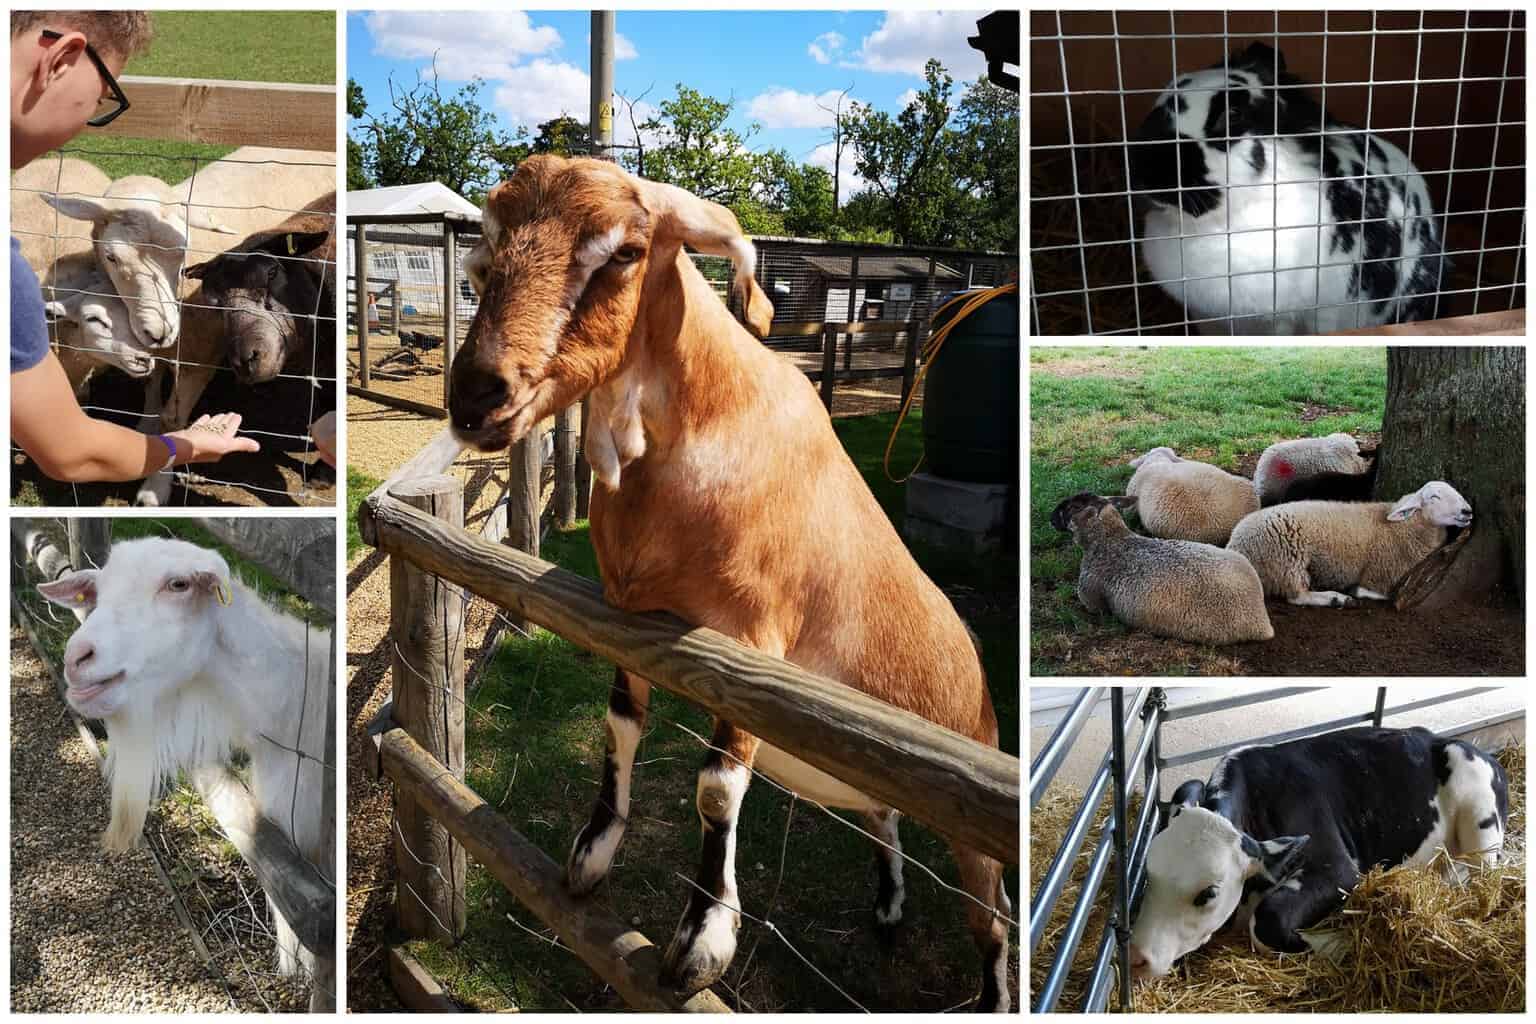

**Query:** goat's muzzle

left=449, top=357, right=518, bottom=451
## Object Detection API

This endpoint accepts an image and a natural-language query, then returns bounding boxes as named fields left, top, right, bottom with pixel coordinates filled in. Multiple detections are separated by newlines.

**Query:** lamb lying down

left=38, top=537, right=331, bottom=977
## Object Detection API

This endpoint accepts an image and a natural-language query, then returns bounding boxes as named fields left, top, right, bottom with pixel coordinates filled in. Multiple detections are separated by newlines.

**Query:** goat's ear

left=43, top=299, right=69, bottom=320
left=190, top=570, right=234, bottom=607
left=252, top=231, right=330, bottom=261
left=184, top=205, right=236, bottom=234
left=642, top=181, right=775, bottom=338
left=38, top=570, right=100, bottom=611
left=42, top=193, right=112, bottom=224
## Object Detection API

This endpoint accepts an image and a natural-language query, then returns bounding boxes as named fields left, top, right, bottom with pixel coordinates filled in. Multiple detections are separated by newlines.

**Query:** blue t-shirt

left=12, top=236, right=51, bottom=374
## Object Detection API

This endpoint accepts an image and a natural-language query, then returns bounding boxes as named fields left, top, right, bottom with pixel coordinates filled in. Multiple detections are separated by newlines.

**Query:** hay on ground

left=1029, top=743, right=1525, bottom=1012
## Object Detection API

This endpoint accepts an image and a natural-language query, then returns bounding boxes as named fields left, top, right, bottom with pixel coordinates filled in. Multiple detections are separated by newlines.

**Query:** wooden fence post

left=389, top=474, right=467, bottom=944
left=311, top=627, right=338, bottom=1012
left=819, top=325, right=837, bottom=411
left=575, top=399, right=593, bottom=518
left=505, top=433, right=542, bottom=636
left=66, top=518, right=111, bottom=571
left=441, top=221, right=459, bottom=411
left=844, top=251, right=860, bottom=377
left=390, top=280, right=403, bottom=337
left=554, top=407, right=578, bottom=528
left=355, top=225, right=371, bottom=388
left=904, top=255, right=937, bottom=407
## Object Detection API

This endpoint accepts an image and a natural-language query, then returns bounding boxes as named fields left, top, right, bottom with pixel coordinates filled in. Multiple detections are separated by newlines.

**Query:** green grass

left=347, top=466, right=384, bottom=560
left=410, top=411, right=1020, bottom=1010
left=60, top=11, right=335, bottom=179
left=1029, top=346, right=1387, bottom=675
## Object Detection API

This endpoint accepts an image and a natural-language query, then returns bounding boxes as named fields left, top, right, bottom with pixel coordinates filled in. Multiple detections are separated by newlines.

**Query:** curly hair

left=11, top=11, right=154, bottom=63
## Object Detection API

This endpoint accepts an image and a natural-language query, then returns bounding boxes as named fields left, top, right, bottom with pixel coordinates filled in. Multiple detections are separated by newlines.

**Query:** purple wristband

left=155, top=433, right=178, bottom=471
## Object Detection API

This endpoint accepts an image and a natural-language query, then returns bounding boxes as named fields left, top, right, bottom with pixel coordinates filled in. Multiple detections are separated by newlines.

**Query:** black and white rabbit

left=1130, top=42, right=1447, bottom=334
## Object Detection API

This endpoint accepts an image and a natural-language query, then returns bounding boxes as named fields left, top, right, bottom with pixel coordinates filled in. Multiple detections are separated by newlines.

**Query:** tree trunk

left=1376, top=347, right=1524, bottom=608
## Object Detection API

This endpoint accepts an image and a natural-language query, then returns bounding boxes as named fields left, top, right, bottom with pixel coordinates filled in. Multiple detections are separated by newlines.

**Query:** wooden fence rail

left=98, top=76, right=335, bottom=152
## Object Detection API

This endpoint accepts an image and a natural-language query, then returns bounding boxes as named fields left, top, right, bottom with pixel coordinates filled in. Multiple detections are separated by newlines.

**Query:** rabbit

left=1129, top=42, right=1448, bottom=334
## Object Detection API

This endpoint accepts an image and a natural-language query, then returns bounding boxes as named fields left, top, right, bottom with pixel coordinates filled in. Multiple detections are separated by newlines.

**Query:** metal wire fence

left=9, top=518, right=337, bottom=1011
left=1030, top=9, right=1526, bottom=335
left=11, top=146, right=338, bottom=506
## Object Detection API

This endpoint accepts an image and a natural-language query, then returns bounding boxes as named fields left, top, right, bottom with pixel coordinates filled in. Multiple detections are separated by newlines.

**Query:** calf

left=1129, top=726, right=1507, bottom=979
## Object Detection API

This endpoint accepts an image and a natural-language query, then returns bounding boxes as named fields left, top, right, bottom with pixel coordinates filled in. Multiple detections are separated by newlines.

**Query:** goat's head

left=44, top=271, right=155, bottom=379
left=37, top=538, right=236, bottom=722
left=449, top=155, right=774, bottom=452
left=186, top=229, right=332, bottom=384
left=43, top=191, right=193, bottom=349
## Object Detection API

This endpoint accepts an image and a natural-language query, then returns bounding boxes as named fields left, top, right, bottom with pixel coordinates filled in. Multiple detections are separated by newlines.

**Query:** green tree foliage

left=759, top=150, right=836, bottom=238
left=348, top=65, right=524, bottom=204
left=345, top=78, right=372, bottom=192
left=629, top=86, right=763, bottom=208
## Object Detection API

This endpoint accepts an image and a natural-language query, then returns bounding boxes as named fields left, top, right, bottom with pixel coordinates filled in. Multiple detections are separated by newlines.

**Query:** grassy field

left=1030, top=346, right=1387, bottom=675
left=378, top=410, right=1020, bottom=1010
left=62, top=10, right=335, bottom=179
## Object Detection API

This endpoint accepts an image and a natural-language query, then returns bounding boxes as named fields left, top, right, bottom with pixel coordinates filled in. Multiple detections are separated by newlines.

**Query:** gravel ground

left=10, top=630, right=235, bottom=1013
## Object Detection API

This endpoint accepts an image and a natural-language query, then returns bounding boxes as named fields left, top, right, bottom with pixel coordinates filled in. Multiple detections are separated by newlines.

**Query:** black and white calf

left=1129, top=726, right=1507, bottom=979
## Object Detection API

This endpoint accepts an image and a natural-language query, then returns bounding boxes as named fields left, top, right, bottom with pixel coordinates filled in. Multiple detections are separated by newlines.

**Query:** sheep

left=1254, top=432, right=1372, bottom=506
left=446, top=156, right=1012, bottom=1010
left=184, top=191, right=336, bottom=384
left=41, top=257, right=156, bottom=392
left=1226, top=480, right=1472, bottom=607
left=1051, top=492, right=1275, bottom=644
left=1274, top=452, right=1379, bottom=504
left=11, top=156, right=110, bottom=273
left=36, top=537, right=331, bottom=978
left=1124, top=447, right=1259, bottom=545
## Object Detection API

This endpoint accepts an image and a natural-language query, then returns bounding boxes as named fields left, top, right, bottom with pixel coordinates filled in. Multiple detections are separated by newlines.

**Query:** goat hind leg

left=661, top=720, right=759, bottom=996
left=567, top=667, right=651, bottom=895
left=953, top=843, right=1011, bottom=1013
left=866, top=807, right=905, bottom=928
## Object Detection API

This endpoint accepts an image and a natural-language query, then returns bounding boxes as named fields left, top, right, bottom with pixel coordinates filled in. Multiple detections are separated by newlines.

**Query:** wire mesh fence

left=1030, top=9, right=1526, bottom=335
left=12, top=146, right=338, bottom=506
left=350, top=448, right=1021, bottom=1011
left=9, top=517, right=337, bottom=1012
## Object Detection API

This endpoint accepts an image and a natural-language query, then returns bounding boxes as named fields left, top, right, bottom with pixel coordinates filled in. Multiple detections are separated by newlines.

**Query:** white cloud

left=612, top=98, right=661, bottom=150
left=896, top=88, right=920, bottom=110
left=746, top=87, right=858, bottom=130
left=807, top=141, right=867, bottom=203
left=367, top=11, right=561, bottom=82
left=845, top=11, right=988, bottom=79
left=491, top=60, right=591, bottom=128
left=807, top=31, right=845, bottom=65
left=615, top=32, right=638, bottom=60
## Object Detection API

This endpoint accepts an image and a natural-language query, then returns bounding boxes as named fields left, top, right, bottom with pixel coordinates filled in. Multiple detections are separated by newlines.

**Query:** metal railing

left=1029, top=685, right=1523, bottom=1012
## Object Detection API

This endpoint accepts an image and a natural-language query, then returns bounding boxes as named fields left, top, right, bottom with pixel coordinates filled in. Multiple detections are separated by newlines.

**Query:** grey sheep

left=1227, top=481, right=1471, bottom=607
left=1125, top=447, right=1259, bottom=545
left=1254, top=432, right=1372, bottom=506
left=1052, top=492, right=1274, bottom=644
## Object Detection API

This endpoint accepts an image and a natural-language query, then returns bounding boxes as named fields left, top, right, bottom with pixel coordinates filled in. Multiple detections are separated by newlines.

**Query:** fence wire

left=10, top=518, right=336, bottom=1012
left=365, top=449, right=1019, bottom=1011
left=12, top=147, right=338, bottom=507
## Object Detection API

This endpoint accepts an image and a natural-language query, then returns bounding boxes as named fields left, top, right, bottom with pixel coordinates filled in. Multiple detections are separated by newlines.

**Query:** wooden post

left=819, top=324, right=837, bottom=411
left=554, top=407, right=578, bottom=528
left=354, top=225, right=371, bottom=388
left=843, top=252, right=860, bottom=381
left=311, top=628, right=338, bottom=1013
left=389, top=474, right=467, bottom=944
left=505, top=432, right=543, bottom=636
left=441, top=221, right=459, bottom=412
left=575, top=398, right=593, bottom=518
left=66, top=519, right=111, bottom=571
left=390, top=280, right=403, bottom=337
left=904, top=255, right=936, bottom=407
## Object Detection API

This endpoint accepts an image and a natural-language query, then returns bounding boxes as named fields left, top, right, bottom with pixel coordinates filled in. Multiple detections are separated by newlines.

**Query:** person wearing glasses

left=10, top=12, right=260, bottom=486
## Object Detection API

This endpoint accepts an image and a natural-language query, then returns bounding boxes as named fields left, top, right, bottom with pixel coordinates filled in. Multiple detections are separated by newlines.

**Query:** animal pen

left=10, top=517, right=337, bottom=1011
left=1030, top=10, right=1526, bottom=335
left=354, top=429, right=1021, bottom=1010
left=346, top=211, right=1016, bottom=419
left=1029, top=686, right=1525, bottom=1012
left=11, top=73, right=337, bottom=506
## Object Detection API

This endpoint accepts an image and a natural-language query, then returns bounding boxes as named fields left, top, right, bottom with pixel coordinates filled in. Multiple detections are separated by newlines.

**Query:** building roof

left=346, top=181, right=480, bottom=218
left=799, top=254, right=962, bottom=280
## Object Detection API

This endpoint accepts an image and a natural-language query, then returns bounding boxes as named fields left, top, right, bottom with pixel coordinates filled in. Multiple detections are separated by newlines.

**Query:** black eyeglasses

left=40, top=29, right=130, bottom=127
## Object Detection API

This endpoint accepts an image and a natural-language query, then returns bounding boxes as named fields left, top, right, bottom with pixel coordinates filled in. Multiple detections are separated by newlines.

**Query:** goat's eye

left=610, top=246, right=643, bottom=265
left=1194, top=885, right=1218, bottom=907
left=104, top=252, right=118, bottom=264
left=85, top=315, right=106, bottom=328
left=166, top=578, right=190, bottom=593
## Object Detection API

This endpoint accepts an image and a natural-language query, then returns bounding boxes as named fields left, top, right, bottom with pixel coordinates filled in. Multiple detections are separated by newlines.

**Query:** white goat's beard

left=101, top=713, right=162, bottom=853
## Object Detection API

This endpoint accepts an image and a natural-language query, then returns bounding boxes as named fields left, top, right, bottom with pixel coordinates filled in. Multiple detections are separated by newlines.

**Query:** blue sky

left=346, top=10, right=990, bottom=198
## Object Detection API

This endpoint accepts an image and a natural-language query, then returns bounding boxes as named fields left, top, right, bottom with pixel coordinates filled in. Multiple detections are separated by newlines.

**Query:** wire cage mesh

left=9, top=517, right=336, bottom=1011
left=11, top=147, right=338, bottom=506
left=1029, top=10, right=1527, bottom=335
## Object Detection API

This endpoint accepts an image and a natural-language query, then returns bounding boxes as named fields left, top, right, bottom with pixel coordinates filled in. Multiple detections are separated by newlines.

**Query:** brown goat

left=449, top=156, right=1010, bottom=1010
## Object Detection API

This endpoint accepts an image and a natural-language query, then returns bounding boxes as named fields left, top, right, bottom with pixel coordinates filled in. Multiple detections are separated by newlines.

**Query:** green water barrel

left=922, top=289, right=1019, bottom=484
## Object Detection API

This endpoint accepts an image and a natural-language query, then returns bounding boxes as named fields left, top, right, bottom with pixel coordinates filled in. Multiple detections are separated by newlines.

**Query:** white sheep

left=1125, top=447, right=1260, bottom=545
left=1227, top=480, right=1472, bottom=607
left=1253, top=432, right=1372, bottom=507
left=1052, top=492, right=1275, bottom=644
left=41, top=256, right=156, bottom=393
left=37, top=537, right=332, bottom=977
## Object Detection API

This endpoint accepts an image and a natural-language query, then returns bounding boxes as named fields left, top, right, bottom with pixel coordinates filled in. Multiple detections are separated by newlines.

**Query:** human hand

left=309, top=411, right=337, bottom=468
left=167, top=413, right=261, bottom=463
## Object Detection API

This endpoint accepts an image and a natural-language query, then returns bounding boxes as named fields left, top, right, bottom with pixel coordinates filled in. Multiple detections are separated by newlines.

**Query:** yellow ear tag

left=286, top=234, right=296, bottom=256
left=75, top=594, right=85, bottom=603
left=216, top=581, right=232, bottom=606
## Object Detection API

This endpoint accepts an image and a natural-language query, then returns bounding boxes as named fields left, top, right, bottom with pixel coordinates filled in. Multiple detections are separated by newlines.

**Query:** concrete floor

left=1030, top=685, right=1525, bottom=805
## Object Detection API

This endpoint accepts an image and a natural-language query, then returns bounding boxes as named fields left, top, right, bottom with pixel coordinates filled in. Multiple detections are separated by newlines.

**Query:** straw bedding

left=1029, top=743, right=1525, bottom=1012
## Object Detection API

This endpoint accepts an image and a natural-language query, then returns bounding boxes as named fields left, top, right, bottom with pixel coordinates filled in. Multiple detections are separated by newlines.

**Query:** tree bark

left=1376, top=347, right=1524, bottom=608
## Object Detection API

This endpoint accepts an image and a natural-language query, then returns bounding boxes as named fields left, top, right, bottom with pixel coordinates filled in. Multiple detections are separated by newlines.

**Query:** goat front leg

left=566, top=667, right=651, bottom=895
left=661, top=719, right=759, bottom=995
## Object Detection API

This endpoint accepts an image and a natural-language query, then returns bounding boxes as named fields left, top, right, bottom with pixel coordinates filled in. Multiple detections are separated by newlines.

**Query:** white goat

left=38, top=537, right=332, bottom=978
left=42, top=255, right=156, bottom=393
left=447, top=156, right=1012, bottom=1010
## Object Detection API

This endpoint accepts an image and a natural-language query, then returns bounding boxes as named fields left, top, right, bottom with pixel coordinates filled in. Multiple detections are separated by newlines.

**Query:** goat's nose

left=66, top=641, right=96, bottom=675
left=450, top=364, right=509, bottom=431
left=1129, top=946, right=1150, bottom=972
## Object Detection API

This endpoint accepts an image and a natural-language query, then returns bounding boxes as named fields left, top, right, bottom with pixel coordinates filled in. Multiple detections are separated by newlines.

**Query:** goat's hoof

left=660, top=907, right=738, bottom=995
left=565, top=824, right=622, bottom=896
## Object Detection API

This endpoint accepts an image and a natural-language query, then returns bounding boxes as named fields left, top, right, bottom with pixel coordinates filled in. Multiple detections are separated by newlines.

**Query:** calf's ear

left=1241, top=831, right=1310, bottom=882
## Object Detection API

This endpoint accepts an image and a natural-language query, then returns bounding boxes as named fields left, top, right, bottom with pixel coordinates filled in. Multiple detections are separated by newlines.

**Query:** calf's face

left=1129, top=806, right=1308, bottom=979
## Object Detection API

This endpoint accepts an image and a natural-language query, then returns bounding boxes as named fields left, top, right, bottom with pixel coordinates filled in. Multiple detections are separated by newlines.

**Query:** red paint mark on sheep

left=1273, top=458, right=1295, bottom=478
